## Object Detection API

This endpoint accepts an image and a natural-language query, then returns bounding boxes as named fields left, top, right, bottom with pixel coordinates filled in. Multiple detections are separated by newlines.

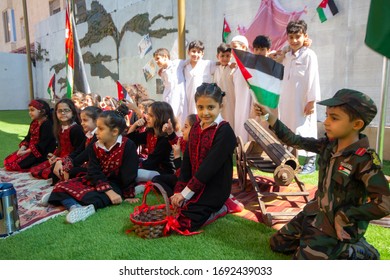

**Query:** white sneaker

left=134, top=184, right=145, bottom=195
left=39, top=192, right=51, bottom=207
left=66, top=204, right=95, bottom=224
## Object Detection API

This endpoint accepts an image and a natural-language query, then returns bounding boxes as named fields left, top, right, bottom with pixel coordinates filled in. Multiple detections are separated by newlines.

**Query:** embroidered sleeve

left=95, top=181, right=112, bottom=192
left=185, top=176, right=206, bottom=195
left=30, top=145, right=42, bottom=158
left=122, top=184, right=135, bottom=198
left=174, top=181, right=187, bottom=193
left=62, top=156, right=74, bottom=172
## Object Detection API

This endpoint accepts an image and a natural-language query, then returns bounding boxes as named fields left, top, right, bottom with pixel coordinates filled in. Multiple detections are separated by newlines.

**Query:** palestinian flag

left=365, top=0, right=390, bottom=58
left=47, top=74, right=55, bottom=102
left=65, top=3, right=74, bottom=98
left=222, top=17, right=231, bottom=43
left=116, top=80, right=132, bottom=102
left=232, top=49, right=284, bottom=109
left=316, top=0, right=339, bottom=23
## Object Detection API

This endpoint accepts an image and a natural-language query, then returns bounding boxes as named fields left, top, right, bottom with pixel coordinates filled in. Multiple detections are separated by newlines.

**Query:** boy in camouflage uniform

left=254, top=88, right=390, bottom=259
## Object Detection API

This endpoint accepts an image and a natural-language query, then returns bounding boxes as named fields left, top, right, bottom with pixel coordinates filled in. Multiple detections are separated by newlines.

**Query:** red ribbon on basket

left=163, top=216, right=202, bottom=236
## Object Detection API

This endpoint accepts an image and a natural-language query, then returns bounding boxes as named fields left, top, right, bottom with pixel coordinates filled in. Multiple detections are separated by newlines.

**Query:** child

left=4, top=99, right=56, bottom=171
left=127, top=101, right=176, bottom=182
left=83, top=93, right=101, bottom=108
left=47, top=110, right=139, bottom=223
left=51, top=106, right=102, bottom=185
left=278, top=20, right=321, bottom=174
left=184, top=40, right=216, bottom=115
left=154, top=48, right=186, bottom=126
left=152, top=114, right=197, bottom=197
left=30, top=98, right=85, bottom=179
left=252, top=35, right=272, bottom=57
left=230, top=35, right=252, bottom=143
left=213, top=43, right=235, bottom=129
left=171, top=83, right=236, bottom=232
left=254, top=89, right=390, bottom=259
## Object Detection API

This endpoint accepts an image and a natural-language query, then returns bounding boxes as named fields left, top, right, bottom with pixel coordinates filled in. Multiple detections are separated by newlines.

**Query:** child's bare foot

left=125, top=198, right=140, bottom=204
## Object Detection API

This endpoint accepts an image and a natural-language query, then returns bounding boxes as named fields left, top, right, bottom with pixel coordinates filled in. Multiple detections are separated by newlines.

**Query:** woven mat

left=0, top=169, right=65, bottom=236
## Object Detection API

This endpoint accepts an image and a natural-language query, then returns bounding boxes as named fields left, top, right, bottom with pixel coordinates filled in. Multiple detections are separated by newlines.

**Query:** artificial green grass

left=0, top=110, right=389, bottom=260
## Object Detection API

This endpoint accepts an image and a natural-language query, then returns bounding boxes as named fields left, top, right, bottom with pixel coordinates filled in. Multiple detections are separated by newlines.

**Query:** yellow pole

left=177, top=0, right=186, bottom=59
left=22, top=0, right=34, bottom=100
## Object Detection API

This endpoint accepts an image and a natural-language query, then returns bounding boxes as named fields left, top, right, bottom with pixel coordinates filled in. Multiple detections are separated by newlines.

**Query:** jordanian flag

left=232, top=49, right=284, bottom=109
left=365, top=0, right=390, bottom=58
left=65, top=3, right=74, bottom=98
left=222, top=17, right=231, bottom=43
left=65, top=1, right=90, bottom=98
left=47, top=73, right=55, bottom=102
left=116, top=80, right=133, bottom=103
left=316, top=0, right=339, bottom=23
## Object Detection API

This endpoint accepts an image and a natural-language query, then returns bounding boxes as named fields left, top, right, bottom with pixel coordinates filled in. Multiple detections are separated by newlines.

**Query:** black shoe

left=348, top=238, right=380, bottom=260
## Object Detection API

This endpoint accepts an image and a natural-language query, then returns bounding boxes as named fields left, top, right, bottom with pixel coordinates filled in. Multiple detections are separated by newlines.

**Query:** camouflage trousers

left=269, top=211, right=353, bottom=259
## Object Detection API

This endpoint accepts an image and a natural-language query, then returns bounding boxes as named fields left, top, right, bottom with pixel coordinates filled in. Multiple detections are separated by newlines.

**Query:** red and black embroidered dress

left=174, top=119, right=236, bottom=231
left=30, top=123, right=85, bottom=179
left=52, top=134, right=98, bottom=185
left=49, top=137, right=138, bottom=209
left=127, top=129, right=175, bottom=174
left=151, top=134, right=187, bottom=197
left=4, top=119, right=56, bottom=171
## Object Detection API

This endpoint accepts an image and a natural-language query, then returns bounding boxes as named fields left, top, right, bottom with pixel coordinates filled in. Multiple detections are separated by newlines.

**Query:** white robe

left=278, top=47, right=321, bottom=156
left=160, top=59, right=186, bottom=126
left=214, top=65, right=235, bottom=129
left=184, top=59, right=216, bottom=115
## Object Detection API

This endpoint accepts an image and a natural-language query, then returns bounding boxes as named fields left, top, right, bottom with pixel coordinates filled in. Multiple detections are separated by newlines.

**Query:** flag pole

left=22, top=0, right=34, bottom=100
left=375, top=57, right=390, bottom=160
left=177, top=0, right=186, bottom=59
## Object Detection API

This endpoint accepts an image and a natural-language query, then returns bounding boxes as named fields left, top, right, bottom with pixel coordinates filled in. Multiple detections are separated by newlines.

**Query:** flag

left=47, top=74, right=55, bottom=101
left=365, top=0, right=390, bottom=58
left=65, top=3, right=74, bottom=98
left=232, top=49, right=284, bottom=109
left=222, top=17, right=231, bottom=43
left=316, top=0, right=339, bottom=23
left=65, top=1, right=90, bottom=98
left=116, top=81, right=133, bottom=103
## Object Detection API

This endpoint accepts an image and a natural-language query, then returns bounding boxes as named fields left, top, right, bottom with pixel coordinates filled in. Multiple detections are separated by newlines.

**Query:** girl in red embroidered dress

left=127, top=101, right=177, bottom=183
left=171, top=83, right=236, bottom=232
left=30, top=98, right=85, bottom=179
left=51, top=106, right=102, bottom=185
left=4, top=99, right=56, bottom=171
left=47, top=110, right=139, bottom=223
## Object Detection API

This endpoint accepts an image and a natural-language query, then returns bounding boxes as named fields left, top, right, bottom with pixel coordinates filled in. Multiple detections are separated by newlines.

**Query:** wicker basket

left=129, top=182, right=173, bottom=239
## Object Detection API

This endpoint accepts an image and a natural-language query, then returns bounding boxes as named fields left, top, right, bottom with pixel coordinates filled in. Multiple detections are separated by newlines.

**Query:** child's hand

left=170, top=193, right=185, bottom=208
left=53, top=160, right=64, bottom=178
left=17, top=148, right=29, bottom=156
left=172, top=138, right=181, bottom=159
left=125, top=197, right=140, bottom=204
left=106, top=189, right=123, bottom=205
left=334, top=215, right=352, bottom=241
left=135, top=118, right=146, bottom=127
left=162, top=118, right=174, bottom=135
left=47, top=153, right=58, bottom=165
left=253, top=103, right=277, bottom=126
left=229, top=62, right=237, bottom=69
left=304, top=101, right=315, bottom=116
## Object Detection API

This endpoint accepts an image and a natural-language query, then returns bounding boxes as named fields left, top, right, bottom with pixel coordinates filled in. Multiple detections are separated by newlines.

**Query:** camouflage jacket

left=272, top=119, right=390, bottom=241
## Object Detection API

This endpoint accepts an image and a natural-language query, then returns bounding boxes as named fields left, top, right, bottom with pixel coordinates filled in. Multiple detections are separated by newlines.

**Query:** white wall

left=0, top=52, right=30, bottom=110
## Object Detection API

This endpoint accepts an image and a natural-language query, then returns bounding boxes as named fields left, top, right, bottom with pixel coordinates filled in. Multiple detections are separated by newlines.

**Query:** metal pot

left=0, top=183, right=21, bottom=237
